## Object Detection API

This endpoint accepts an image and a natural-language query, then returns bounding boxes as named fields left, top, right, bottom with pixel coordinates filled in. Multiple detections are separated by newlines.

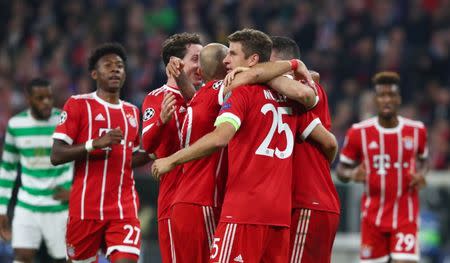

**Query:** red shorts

left=158, top=218, right=175, bottom=263
left=360, top=219, right=420, bottom=262
left=209, top=223, right=289, bottom=263
left=289, top=208, right=339, bottom=263
left=66, top=217, right=141, bottom=262
left=171, top=203, right=219, bottom=263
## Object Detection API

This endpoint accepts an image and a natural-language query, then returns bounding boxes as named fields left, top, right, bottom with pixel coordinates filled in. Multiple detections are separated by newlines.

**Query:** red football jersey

left=215, top=85, right=320, bottom=227
left=340, top=116, right=428, bottom=230
left=292, top=82, right=340, bottom=214
left=175, top=80, right=227, bottom=208
left=53, top=92, right=140, bottom=220
left=141, top=85, right=186, bottom=220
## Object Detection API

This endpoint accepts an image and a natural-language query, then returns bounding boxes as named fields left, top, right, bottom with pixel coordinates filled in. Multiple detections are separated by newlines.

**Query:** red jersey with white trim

left=175, top=80, right=227, bottom=208
left=340, top=116, right=428, bottom=230
left=214, top=85, right=320, bottom=227
left=293, top=82, right=340, bottom=214
left=53, top=92, right=140, bottom=220
left=141, top=85, right=186, bottom=220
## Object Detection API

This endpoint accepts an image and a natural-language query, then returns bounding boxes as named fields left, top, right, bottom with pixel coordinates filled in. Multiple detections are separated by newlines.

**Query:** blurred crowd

left=0, top=0, right=449, bottom=170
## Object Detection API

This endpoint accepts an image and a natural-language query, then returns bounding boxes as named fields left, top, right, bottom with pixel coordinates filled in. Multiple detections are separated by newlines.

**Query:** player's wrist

left=289, top=59, right=299, bottom=72
left=85, top=139, right=95, bottom=152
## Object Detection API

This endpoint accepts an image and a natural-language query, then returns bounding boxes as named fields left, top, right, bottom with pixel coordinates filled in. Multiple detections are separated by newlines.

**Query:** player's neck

left=96, top=89, right=120, bottom=104
left=29, top=109, right=50, bottom=121
left=377, top=115, right=399, bottom=128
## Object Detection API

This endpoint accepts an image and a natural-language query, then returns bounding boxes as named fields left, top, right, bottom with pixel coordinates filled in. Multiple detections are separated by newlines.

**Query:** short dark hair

left=372, top=71, right=400, bottom=86
left=88, top=42, right=127, bottom=71
left=228, top=28, right=272, bottom=62
left=26, top=78, right=51, bottom=95
left=270, top=36, right=300, bottom=59
left=162, top=33, right=202, bottom=66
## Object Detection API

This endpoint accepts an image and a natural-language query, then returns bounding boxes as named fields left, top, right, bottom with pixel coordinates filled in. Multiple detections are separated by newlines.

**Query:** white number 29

left=255, top=104, right=293, bottom=159
left=123, top=224, right=141, bottom=245
left=395, top=233, right=415, bottom=252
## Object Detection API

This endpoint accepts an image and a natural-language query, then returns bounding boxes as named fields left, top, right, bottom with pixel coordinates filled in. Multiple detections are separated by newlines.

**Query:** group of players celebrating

left=5, top=27, right=424, bottom=263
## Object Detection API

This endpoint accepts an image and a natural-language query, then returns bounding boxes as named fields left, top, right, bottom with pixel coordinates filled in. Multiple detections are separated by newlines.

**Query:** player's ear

left=247, top=54, right=259, bottom=67
left=91, top=70, right=98, bottom=80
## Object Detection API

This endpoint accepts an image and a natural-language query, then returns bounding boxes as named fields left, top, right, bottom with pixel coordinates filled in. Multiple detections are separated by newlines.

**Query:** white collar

left=163, top=85, right=182, bottom=95
left=375, top=116, right=403, bottom=134
left=93, top=92, right=123, bottom=109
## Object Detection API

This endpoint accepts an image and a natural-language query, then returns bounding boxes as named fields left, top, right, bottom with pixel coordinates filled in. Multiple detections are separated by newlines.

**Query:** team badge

left=403, top=137, right=414, bottom=150
left=179, top=106, right=186, bottom=113
left=127, top=114, right=137, bottom=127
left=59, top=111, right=67, bottom=125
left=143, top=108, right=155, bottom=121
left=67, top=244, right=75, bottom=257
left=361, top=244, right=372, bottom=258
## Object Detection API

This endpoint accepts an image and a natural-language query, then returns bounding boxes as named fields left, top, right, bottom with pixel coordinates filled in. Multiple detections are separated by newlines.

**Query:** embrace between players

left=46, top=28, right=427, bottom=263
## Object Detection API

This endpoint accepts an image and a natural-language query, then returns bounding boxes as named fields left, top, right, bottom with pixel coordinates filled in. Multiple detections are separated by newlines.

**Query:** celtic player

left=0, top=78, right=72, bottom=263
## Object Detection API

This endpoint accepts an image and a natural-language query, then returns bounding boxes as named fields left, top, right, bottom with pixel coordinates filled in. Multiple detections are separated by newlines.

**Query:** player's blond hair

left=372, top=71, right=400, bottom=86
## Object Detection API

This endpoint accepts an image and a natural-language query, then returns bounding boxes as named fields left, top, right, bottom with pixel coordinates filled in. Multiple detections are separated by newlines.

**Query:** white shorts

left=12, top=206, right=68, bottom=259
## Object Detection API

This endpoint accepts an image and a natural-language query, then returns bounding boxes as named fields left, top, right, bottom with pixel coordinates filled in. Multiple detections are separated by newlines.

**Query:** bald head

left=199, top=43, right=228, bottom=82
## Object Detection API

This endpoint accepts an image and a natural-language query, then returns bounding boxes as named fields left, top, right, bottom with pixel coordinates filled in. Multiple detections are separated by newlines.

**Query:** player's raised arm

left=223, top=59, right=315, bottom=96
left=166, top=57, right=197, bottom=101
left=151, top=122, right=235, bottom=179
left=268, top=76, right=317, bottom=109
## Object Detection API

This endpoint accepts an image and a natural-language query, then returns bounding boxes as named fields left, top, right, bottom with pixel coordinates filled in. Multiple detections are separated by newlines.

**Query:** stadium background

left=0, top=0, right=448, bottom=262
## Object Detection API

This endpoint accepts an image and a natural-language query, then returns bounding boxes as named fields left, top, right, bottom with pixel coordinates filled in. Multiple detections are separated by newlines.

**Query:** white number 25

left=255, top=104, right=294, bottom=159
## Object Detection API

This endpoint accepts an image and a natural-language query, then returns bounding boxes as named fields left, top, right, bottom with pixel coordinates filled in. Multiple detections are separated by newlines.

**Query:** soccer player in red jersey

left=165, top=42, right=316, bottom=263
left=50, top=43, right=148, bottom=263
left=337, top=72, right=429, bottom=263
left=270, top=36, right=341, bottom=263
left=140, top=33, right=202, bottom=263
left=152, top=28, right=336, bottom=263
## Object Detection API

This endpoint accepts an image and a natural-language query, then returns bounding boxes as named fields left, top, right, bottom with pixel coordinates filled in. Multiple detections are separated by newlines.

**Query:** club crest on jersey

left=213, top=80, right=224, bottom=90
left=403, top=137, right=414, bottom=150
left=127, top=114, right=137, bottom=127
left=179, top=106, right=186, bottom=113
left=67, top=244, right=75, bottom=257
left=361, top=245, right=372, bottom=258
left=59, top=111, right=67, bottom=125
left=143, top=108, right=155, bottom=121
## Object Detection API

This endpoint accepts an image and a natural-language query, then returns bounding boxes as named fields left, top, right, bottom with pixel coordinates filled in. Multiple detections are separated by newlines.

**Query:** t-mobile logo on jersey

left=373, top=154, right=391, bottom=175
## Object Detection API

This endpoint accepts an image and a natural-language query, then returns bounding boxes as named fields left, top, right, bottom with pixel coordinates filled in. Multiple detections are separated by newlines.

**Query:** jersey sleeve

left=339, top=127, right=362, bottom=165
left=214, top=87, right=249, bottom=131
left=53, top=97, right=81, bottom=145
left=141, top=93, right=164, bottom=153
left=0, top=121, right=20, bottom=214
left=296, top=110, right=321, bottom=141
left=417, top=125, right=428, bottom=159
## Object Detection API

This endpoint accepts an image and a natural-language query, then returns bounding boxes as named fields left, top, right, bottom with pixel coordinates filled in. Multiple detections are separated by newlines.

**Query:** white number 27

left=255, top=104, right=293, bottom=159
left=123, top=224, right=141, bottom=245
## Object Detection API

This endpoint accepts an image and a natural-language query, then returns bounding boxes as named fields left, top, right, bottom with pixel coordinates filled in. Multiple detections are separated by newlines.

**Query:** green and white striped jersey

left=0, top=108, right=73, bottom=213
